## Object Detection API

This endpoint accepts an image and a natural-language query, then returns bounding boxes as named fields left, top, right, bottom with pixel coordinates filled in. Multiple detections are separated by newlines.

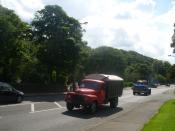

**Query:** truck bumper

left=134, top=91, right=147, bottom=93
left=66, top=95, right=91, bottom=106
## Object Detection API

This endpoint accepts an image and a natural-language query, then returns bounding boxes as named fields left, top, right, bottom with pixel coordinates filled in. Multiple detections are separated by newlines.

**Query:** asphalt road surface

left=0, top=85, right=174, bottom=131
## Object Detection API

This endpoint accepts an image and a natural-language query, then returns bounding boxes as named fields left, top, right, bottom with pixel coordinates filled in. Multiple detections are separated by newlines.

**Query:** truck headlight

left=84, top=96, right=89, bottom=101
left=67, top=94, right=71, bottom=99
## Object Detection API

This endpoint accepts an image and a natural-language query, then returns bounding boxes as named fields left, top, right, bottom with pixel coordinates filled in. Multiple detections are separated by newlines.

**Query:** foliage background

left=0, top=5, right=174, bottom=92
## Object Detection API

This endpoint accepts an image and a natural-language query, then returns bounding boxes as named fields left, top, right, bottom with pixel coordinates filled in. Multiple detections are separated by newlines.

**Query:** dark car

left=150, top=83, right=158, bottom=88
left=0, top=82, right=24, bottom=103
left=165, top=83, right=170, bottom=86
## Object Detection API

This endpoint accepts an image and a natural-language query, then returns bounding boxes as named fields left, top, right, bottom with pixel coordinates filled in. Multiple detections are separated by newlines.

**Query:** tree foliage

left=0, top=5, right=33, bottom=82
left=171, top=24, right=175, bottom=53
left=124, top=64, right=152, bottom=82
left=85, top=46, right=127, bottom=76
left=31, top=5, right=86, bottom=84
left=0, top=4, right=173, bottom=89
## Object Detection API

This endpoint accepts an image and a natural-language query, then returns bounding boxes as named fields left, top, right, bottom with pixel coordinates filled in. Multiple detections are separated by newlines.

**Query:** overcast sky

left=1, top=0, right=175, bottom=64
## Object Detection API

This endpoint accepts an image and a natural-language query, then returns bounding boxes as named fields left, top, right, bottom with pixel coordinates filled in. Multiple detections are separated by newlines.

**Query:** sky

left=1, top=0, right=175, bottom=64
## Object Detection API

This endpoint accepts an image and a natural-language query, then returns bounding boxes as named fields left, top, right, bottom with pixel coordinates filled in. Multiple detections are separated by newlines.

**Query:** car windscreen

left=134, top=84, right=147, bottom=88
left=0, top=82, right=13, bottom=91
left=79, top=81, right=99, bottom=90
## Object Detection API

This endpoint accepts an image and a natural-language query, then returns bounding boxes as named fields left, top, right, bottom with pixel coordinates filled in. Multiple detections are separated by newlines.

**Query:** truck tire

left=110, top=97, right=118, bottom=108
left=133, top=92, right=136, bottom=95
left=66, top=102, right=74, bottom=111
left=89, top=102, right=97, bottom=114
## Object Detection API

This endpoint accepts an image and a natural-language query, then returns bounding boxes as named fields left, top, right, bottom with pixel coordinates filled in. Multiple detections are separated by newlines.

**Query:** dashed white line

left=54, top=102, right=63, bottom=108
left=0, top=116, right=2, bottom=119
left=31, top=103, right=35, bottom=113
left=0, top=103, right=30, bottom=108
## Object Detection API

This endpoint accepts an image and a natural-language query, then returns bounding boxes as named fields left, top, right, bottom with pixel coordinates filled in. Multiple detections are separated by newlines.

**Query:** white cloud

left=1, top=0, right=175, bottom=64
left=135, top=0, right=156, bottom=6
left=1, top=0, right=44, bottom=21
left=81, top=0, right=174, bottom=63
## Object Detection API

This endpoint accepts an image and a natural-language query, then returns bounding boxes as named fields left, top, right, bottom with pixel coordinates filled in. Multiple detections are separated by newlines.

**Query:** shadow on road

left=62, top=106, right=123, bottom=119
left=0, top=94, right=65, bottom=106
left=133, top=94, right=151, bottom=96
left=24, top=94, right=65, bottom=102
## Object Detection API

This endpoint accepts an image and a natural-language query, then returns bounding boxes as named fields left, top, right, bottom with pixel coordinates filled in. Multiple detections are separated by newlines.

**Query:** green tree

left=124, top=63, right=152, bottom=82
left=167, top=64, right=175, bottom=83
left=171, top=24, right=175, bottom=53
left=86, top=46, right=127, bottom=76
left=0, top=5, right=31, bottom=82
left=155, top=74, right=166, bottom=84
left=151, top=61, right=171, bottom=82
left=31, top=5, right=86, bottom=84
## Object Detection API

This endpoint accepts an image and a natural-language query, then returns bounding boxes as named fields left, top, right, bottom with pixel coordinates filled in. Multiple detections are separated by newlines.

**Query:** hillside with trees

left=0, top=5, right=174, bottom=92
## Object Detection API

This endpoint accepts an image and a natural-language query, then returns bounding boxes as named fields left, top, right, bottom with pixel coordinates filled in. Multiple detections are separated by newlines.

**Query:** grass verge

left=141, top=99, right=175, bottom=131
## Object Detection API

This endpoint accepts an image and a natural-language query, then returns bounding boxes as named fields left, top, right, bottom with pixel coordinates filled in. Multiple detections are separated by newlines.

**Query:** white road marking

left=31, top=103, right=35, bottom=113
left=0, top=103, right=30, bottom=108
left=0, top=116, right=2, bottom=119
left=54, top=102, right=63, bottom=108
left=29, top=107, right=66, bottom=114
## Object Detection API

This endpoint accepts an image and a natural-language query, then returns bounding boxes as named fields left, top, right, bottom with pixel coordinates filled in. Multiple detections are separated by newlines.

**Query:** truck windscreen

left=79, top=81, right=99, bottom=90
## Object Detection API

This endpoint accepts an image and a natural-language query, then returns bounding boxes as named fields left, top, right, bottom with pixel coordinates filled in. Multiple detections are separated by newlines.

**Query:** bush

left=124, top=81, right=133, bottom=87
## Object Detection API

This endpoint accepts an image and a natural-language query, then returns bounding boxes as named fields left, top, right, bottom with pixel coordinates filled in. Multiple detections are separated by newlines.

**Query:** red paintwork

left=75, top=88, right=96, bottom=95
left=65, top=79, right=106, bottom=105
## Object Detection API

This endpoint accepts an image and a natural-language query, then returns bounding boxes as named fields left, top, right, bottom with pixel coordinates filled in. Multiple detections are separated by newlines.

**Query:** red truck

left=65, top=74, right=124, bottom=113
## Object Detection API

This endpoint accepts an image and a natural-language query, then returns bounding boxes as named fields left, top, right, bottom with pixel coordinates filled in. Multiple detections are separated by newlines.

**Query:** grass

left=141, top=99, right=175, bottom=131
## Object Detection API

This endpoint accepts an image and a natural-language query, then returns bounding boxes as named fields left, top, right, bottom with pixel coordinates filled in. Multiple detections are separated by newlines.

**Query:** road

left=0, top=85, right=174, bottom=131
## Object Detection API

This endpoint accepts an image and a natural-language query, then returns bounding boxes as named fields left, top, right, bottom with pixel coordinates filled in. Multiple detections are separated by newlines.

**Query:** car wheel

left=16, top=95, right=23, bottom=103
left=89, top=102, right=97, bottom=114
left=66, top=102, right=74, bottom=111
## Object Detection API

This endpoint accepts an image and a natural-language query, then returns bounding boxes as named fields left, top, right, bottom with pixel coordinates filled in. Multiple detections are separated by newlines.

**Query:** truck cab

left=65, top=74, right=124, bottom=113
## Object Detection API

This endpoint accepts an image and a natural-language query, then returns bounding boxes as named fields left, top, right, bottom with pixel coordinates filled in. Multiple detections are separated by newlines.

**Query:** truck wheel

left=89, top=102, right=97, bottom=114
left=133, top=92, right=136, bottom=95
left=110, top=97, right=118, bottom=108
left=66, top=102, right=74, bottom=111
